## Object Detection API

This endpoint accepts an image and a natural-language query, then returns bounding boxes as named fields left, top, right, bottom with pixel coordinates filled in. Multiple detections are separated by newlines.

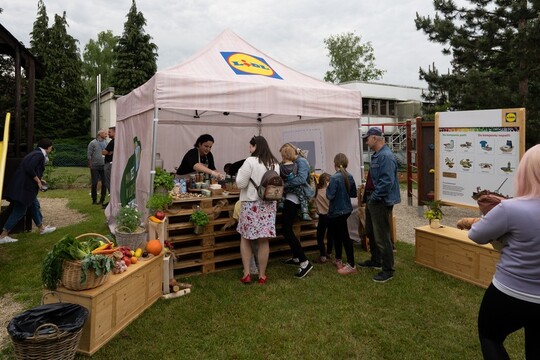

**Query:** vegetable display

left=42, top=234, right=115, bottom=290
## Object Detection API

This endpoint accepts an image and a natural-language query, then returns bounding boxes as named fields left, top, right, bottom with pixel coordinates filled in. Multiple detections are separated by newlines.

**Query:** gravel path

left=394, top=189, right=479, bottom=244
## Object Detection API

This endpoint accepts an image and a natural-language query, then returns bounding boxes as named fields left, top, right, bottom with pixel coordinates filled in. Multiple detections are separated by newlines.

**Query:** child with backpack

left=279, top=145, right=313, bottom=221
left=327, top=153, right=357, bottom=274
left=313, top=172, right=333, bottom=263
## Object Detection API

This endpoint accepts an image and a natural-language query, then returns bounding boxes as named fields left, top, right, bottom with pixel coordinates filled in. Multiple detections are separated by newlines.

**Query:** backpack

left=250, top=168, right=284, bottom=201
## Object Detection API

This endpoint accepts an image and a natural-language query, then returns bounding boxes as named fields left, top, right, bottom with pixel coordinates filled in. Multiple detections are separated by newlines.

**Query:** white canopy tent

left=109, top=29, right=362, bottom=225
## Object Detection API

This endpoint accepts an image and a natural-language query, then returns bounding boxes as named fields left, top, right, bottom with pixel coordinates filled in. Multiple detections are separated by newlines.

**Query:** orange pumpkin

left=146, top=239, right=163, bottom=256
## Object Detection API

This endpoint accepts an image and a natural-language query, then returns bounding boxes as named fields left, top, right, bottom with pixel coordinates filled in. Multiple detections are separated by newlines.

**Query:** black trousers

left=281, top=200, right=307, bottom=262
left=478, top=283, right=540, bottom=360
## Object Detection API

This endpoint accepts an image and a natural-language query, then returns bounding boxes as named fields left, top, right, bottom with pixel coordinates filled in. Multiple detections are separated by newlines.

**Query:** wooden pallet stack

left=165, top=195, right=319, bottom=276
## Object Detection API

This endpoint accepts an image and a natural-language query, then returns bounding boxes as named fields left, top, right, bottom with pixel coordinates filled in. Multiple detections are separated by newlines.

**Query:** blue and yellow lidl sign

left=221, top=52, right=283, bottom=79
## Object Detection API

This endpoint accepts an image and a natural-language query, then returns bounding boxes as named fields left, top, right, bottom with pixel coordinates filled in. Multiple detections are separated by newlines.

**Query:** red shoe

left=258, top=275, right=267, bottom=284
left=240, top=274, right=251, bottom=284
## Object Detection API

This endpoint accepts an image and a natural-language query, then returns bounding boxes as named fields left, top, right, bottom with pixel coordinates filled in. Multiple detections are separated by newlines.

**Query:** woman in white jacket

left=235, top=136, right=280, bottom=285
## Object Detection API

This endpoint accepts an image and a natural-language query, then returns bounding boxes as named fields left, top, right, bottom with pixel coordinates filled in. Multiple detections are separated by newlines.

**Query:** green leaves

left=80, top=254, right=114, bottom=284
left=323, top=32, right=385, bottom=84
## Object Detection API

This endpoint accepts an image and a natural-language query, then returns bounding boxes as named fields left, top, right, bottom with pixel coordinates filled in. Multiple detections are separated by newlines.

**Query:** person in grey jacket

left=87, top=129, right=108, bottom=205
left=468, top=144, right=540, bottom=360
left=358, top=127, right=401, bottom=283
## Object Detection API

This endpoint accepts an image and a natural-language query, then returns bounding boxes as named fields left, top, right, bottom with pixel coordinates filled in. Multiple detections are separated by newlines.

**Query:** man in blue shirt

left=358, top=127, right=401, bottom=283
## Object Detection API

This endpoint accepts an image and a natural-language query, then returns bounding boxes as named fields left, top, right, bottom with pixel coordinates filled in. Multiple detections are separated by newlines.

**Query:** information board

left=435, top=108, right=525, bottom=208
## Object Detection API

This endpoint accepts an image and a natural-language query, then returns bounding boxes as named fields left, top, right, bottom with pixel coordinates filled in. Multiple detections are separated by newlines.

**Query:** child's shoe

left=301, top=213, right=312, bottom=221
left=333, top=259, right=344, bottom=269
left=337, top=263, right=358, bottom=275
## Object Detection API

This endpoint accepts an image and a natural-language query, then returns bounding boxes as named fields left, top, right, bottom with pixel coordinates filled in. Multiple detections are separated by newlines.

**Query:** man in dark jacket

left=0, top=138, right=56, bottom=243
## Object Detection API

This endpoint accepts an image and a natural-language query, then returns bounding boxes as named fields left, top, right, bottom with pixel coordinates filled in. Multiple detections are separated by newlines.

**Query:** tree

left=323, top=32, right=385, bottom=84
left=111, top=0, right=158, bottom=95
left=416, top=0, right=540, bottom=147
left=30, top=6, right=89, bottom=140
left=82, top=30, right=118, bottom=101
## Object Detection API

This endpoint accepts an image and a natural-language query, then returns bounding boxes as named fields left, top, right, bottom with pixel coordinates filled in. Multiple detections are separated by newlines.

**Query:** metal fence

left=50, top=144, right=87, bottom=167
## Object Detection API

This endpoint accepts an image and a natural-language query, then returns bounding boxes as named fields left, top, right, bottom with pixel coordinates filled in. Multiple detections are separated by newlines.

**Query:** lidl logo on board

left=221, top=52, right=283, bottom=79
left=505, top=112, right=517, bottom=123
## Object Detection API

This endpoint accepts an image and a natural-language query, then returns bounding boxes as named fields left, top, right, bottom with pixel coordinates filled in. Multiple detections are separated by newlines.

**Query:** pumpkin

left=146, top=239, right=163, bottom=256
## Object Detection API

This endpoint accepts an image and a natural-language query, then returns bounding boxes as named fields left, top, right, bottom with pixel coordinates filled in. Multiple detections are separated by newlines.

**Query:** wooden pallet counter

left=43, top=254, right=162, bottom=356
left=415, top=225, right=500, bottom=288
left=165, top=195, right=319, bottom=276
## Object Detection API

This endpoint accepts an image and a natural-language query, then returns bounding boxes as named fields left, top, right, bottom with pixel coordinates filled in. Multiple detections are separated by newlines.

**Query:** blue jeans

left=365, top=200, right=394, bottom=273
left=3, top=198, right=43, bottom=232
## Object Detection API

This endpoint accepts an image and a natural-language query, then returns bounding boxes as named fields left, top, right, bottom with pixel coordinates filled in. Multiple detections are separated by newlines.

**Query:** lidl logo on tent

left=505, top=112, right=517, bottom=123
left=221, top=52, right=283, bottom=79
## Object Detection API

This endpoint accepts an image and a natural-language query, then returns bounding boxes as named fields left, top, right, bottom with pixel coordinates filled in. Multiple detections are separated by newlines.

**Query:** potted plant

left=153, top=168, right=175, bottom=194
left=146, top=193, right=173, bottom=220
left=424, top=199, right=444, bottom=228
left=190, top=209, right=210, bottom=234
left=115, top=203, right=147, bottom=249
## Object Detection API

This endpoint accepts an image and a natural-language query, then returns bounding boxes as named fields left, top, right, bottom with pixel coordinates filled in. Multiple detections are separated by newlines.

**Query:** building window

left=371, top=100, right=379, bottom=116
left=380, top=100, right=388, bottom=116
left=362, top=99, right=370, bottom=115
left=389, top=101, right=396, bottom=116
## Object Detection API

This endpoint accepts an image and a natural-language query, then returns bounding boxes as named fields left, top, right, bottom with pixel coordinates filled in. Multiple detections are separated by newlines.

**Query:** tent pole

left=358, top=117, right=364, bottom=181
left=150, top=108, right=159, bottom=197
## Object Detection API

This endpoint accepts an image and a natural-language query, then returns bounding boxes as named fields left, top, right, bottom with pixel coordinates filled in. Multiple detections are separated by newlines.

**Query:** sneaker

left=357, top=260, right=382, bottom=270
left=281, top=258, right=300, bottom=265
left=40, top=226, right=57, bottom=235
left=337, top=264, right=358, bottom=275
left=333, top=259, right=344, bottom=269
left=373, top=271, right=394, bottom=283
left=0, top=236, right=18, bottom=244
left=301, top=213, right=312, bottom=221
left=313, top=256, right=327, bottom=264
left=294, top=262, right=313, bottom=278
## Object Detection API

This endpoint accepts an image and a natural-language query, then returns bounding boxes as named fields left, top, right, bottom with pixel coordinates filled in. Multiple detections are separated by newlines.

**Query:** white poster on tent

left=282, top=127, right=325, bottom=172
left=435, top=108, right=525, bottom=208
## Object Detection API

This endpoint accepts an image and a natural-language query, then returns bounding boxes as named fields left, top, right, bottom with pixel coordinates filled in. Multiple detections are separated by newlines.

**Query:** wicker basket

left=115, top=226, right=148, bottom=250
left=10, top=293, right=87, bottom=360
left=11, top=323, right=83, bottom=360
left=60, top=233, right=111, bottom=291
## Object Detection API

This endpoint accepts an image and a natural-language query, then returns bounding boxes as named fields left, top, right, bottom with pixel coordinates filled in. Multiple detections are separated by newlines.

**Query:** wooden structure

left=43, top=254, right=162, bottom=355
left=0, top=24, right=44, bottom=232
left=415, top=225, right=499, bottom=288
left=164, top=194, right=319, bottom=276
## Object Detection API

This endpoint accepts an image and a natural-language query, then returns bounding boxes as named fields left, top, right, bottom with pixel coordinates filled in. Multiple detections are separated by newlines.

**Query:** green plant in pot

left=146, top=193, right=173, bottom=220
left=115, top=203, right=147, bottom=249
left=190, top=209, right=210, bottom=234
left=424, top=199, right=444, bottom=228
left=153, top=168, right=175, bottom=193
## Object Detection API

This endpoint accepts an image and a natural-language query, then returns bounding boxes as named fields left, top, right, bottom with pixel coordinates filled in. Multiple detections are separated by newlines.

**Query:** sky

left=1, top=0, right=453, bottom=88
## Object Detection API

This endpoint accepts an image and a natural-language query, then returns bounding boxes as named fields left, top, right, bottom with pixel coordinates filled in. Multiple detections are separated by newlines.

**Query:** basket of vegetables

left=42, top=233, right=115, bottom=291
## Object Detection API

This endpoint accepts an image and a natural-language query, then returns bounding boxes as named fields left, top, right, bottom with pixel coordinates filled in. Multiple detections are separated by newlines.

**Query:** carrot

left=92, top=248, right=118, bottom=255
left=91, top=243, right=113, bottom=254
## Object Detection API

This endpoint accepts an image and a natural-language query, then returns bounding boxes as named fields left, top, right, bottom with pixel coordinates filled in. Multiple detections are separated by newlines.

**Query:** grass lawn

left=0, top=179, right=525, bottom=359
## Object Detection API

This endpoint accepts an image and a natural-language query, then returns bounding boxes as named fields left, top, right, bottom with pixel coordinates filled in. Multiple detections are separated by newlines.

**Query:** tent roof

left=117, top=29, right=361, bottom=122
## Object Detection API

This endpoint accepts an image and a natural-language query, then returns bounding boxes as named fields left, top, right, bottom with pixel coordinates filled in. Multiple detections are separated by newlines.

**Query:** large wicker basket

left=9, top=293, right=87, bottom=360
left=11, top=323, right=84, bottom=360
left=60, top=233, right=111, bottom=291
left=115, top=226, right=148, bottom=250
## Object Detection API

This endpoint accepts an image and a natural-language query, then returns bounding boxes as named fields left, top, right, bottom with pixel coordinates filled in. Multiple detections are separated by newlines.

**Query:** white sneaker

left=0, top=236, right=18, bottom=244
left=40, top=226, right=56, bottom=235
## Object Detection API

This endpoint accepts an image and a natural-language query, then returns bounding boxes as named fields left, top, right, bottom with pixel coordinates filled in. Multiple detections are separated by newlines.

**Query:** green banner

left=120, top=137, right=141, bottom=206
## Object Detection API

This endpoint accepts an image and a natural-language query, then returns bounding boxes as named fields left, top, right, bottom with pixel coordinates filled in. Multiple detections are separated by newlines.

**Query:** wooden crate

left=43, top=254, right=162, bottom=355
left=165, top=195, right=321, bottom=276
left=415, top=225, right=500, bottom=288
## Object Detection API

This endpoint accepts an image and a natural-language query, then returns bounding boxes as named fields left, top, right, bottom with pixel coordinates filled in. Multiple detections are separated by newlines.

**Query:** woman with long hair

left=235, top=136, right=280, bottom=284
left=327, top=153, right=357, bottom=274
left=468, top=144, right=540, bottom=359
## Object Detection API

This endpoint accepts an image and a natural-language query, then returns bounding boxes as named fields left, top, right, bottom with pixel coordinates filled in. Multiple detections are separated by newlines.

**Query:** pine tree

left=416, top=0, right=540, bottom=146
left=112, top=0, right=158, bottom=95
left=30, top=6, right=89, bottom=140
left=323, top=32, right=385, bottom=84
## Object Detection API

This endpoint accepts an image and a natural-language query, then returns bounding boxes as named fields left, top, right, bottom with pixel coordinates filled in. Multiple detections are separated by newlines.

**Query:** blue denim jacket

left=327, top=171, right=357, bottom=218
left=366, top=144, right=401, bottom=206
